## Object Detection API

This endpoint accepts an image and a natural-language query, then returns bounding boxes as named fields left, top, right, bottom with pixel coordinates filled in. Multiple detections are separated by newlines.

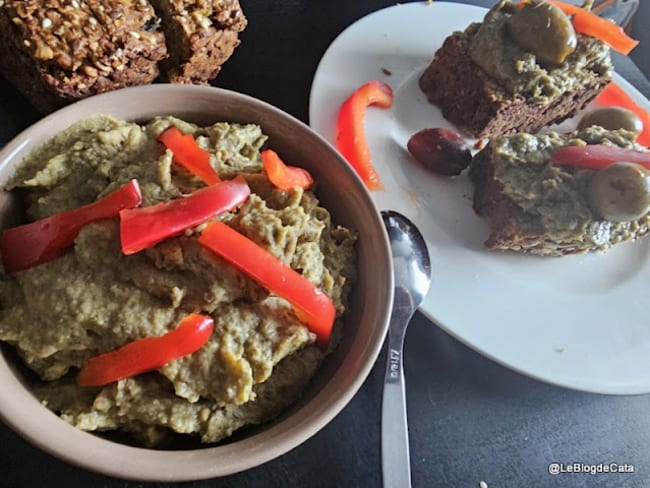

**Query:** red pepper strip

left=551, top=144, right=650, bottom=170
left=120, top=176, right=250, bottom=255
left=262, top=149, right=314, bottom=190
left=198, top=221, right=335, bottom=347
left=336, top=80, right=394, bottom=191
left=595, top=82, right=650, bottom=147
left=1, top=179, right=142, bottom=274
left=545, top=0, right=639, bottom=55
left=158, top=127, right=221, bottom=185
left=77, top=313, right=214, bottom=387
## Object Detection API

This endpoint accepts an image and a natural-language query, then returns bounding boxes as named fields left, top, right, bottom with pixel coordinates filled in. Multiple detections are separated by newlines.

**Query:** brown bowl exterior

left=0, top=85, right=393, bottom=481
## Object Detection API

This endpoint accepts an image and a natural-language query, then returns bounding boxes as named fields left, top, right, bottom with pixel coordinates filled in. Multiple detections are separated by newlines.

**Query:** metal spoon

left=381, top=210, right=432, bottom=488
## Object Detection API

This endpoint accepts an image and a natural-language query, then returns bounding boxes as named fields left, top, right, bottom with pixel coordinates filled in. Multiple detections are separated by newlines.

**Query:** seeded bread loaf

left=152, top=0, right=247, bottom=84
left=0, top=0, right=168, bottom=113
left=0, top=0, right=247, bottom=113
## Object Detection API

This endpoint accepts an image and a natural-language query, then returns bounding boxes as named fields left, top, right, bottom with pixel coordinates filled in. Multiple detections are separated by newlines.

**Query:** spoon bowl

left=383, top=211, right=432, bottom=307
left=380, top=210, right=431, bottom=488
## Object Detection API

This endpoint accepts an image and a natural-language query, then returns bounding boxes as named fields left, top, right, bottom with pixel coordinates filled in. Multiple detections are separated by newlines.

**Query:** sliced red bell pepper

left=262, top=149, right=314, bottom=190
left=545, top=0, right=638, bottom=55
left=158, top=126, right=221, bottom=185
left=198, top=221, right=335, bottom=347
left=550, top=144, right=650, bottom=170
left=77, top=313, right=214, bottom=387
left=120, top=176, right=250, bottom=255
left=1, top=179, right=142, bottom=274
left=336, top=80, right=394, bottom=191
left=595, top=82, right=650, bottom=147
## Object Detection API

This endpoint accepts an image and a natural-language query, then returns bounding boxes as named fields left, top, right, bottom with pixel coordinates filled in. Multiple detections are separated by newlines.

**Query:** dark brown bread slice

left=419, top=32, right=610, bottom=139
left=152, top=0, right=247, bottom=84
left=469, top=130, right=650, bottom=256
left=0, top=0, right=168, bottom=113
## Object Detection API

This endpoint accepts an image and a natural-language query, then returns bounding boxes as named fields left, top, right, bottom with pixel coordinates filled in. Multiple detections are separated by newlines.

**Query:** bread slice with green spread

left=419, top=0, right=612, bottom=139
left=469, top=127, right=650, bottom=256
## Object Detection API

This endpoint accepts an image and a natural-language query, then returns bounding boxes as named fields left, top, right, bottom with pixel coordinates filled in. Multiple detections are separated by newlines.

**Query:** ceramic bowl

left=0, top=84, right=392, bottom=481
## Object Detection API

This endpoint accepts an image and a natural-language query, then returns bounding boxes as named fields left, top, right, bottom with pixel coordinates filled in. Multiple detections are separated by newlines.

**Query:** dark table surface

left=2, top=1, right=650, bottom=487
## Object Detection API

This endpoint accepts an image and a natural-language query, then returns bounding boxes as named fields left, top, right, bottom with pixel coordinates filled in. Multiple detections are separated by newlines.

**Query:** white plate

left=309, top=1, right=650, bottom=394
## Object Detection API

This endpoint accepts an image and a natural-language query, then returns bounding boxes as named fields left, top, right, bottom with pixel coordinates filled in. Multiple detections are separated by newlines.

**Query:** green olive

left=578, top=107, right=644, bottom=136
left=588, top=162, right=650, bottom=222
left=506, top=1, right=577, bottom=66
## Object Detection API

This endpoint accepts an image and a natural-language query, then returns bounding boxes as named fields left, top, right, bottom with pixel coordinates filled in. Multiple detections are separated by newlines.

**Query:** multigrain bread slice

left=152, top=0, right=247, bottom=84
left=468, top=128, right=650, bottom=256
left=418, top=1, right=612, bottom=139
left=0, top=0, right=168, bottom=113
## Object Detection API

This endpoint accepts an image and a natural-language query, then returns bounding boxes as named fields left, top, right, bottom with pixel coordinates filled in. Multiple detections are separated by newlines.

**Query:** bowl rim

left=0, top=84, right=393, bottom=481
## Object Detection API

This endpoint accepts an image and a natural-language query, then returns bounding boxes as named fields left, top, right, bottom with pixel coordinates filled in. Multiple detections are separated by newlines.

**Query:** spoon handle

left=381, top=289, right=414, bottom=488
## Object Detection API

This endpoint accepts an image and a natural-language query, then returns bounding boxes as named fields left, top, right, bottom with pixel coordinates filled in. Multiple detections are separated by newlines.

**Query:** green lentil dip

left=0, top=115, right=357, bottom=447
left=466, top=0, right=612, bottom=103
